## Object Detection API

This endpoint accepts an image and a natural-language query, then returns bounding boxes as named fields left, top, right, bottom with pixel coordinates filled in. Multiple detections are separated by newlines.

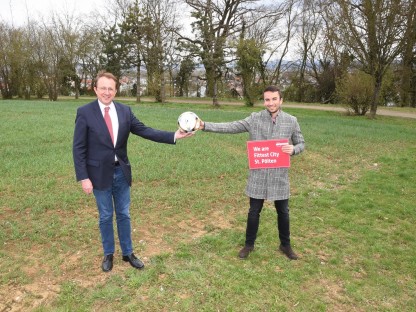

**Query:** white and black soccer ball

left=178, top=111, right=201, bottom=132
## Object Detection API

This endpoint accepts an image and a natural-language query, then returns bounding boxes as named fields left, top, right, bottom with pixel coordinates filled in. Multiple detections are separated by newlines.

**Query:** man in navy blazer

left=73, top=71, right=192, bottom=272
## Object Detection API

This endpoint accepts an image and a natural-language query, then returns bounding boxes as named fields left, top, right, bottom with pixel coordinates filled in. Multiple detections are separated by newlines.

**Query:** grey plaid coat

left=204, top=109, right=305, bottom=201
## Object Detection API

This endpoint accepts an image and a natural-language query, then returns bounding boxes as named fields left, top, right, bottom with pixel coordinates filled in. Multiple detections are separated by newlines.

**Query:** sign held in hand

left=247, top=139, right=290, bottom=169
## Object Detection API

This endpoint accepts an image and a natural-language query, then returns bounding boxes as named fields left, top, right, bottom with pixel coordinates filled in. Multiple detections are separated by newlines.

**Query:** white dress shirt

left=98, top=101, right=119, bottom=161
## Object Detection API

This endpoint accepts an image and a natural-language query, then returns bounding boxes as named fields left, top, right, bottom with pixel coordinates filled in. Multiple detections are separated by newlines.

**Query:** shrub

left=337, top=70, right=374, bottom=115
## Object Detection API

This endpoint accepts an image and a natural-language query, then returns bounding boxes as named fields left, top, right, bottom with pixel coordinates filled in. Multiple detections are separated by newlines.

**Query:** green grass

left=0, top=99, right=415, bottom=311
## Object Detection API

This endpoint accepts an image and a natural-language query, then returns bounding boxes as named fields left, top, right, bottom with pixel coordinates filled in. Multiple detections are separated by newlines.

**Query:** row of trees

left=0, top=0, right=415, bottom=116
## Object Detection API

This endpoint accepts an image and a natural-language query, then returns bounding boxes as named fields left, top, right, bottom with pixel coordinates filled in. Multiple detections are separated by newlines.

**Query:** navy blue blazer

left=73, top=100, right=175, bottom=190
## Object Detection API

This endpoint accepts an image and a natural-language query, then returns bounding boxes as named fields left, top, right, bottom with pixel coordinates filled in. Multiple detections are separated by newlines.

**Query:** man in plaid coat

left=198, top=86, right=305, bottom=260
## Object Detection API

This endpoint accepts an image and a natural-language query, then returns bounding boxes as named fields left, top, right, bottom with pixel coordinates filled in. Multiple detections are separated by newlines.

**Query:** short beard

left=268, top=108, right=280, bottom=115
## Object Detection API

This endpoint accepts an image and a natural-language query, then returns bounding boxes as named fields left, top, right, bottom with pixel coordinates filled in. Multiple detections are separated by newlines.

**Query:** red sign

left=247, top=139, right=290, bottom=169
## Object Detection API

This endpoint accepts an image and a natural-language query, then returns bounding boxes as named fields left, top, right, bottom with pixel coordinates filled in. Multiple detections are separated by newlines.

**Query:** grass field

left=0, top=99, right=415, bottom=311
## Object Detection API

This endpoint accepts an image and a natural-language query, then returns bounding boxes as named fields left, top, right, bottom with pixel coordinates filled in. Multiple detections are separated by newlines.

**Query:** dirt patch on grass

left=301, top=278, right=364, bottom=312
left=0, top=205, right=237, bottom=312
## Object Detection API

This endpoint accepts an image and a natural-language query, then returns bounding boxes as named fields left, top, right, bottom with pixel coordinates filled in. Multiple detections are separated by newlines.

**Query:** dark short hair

left=95, top=70, right=118, bottom=85
left=263, top=86, right=283, bottom=98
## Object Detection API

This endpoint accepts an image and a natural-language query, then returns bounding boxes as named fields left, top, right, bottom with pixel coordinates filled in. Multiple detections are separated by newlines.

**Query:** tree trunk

left=369, top=76, right=382, bottom=118
left=212, top=78, right=219, bottom=107
left=136, top=66, right=141, bottom=103
left=75, top=77, right=80, bottom=99
left=160, top=68, right=165, bottom=103
left=205, top=65, right=215, bottom=98
left=411, top=74, right=416, bottom=108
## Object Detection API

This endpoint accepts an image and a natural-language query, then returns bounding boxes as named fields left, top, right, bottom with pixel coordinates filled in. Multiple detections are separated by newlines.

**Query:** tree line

left=0, top=0, right=414, bottom=117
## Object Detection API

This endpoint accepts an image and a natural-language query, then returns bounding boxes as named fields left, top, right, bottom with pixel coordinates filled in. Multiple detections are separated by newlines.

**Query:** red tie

left=104, top=107, right=114, bottom=144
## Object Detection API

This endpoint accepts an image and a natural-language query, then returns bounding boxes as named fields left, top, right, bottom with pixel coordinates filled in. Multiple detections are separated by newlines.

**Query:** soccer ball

left=178, top=111, right=201, bottom=132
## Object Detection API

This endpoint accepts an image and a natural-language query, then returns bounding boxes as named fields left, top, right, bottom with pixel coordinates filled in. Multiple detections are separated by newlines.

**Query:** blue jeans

left=93, top=166, right=133, bottom=256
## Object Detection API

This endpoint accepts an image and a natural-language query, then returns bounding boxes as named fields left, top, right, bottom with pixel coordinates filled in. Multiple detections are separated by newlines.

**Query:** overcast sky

left=0, top=0, right=99, bottom=27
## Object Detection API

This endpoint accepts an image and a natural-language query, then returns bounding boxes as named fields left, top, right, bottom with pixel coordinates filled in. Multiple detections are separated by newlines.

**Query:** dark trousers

left=245, top=197, right=291, bottom=247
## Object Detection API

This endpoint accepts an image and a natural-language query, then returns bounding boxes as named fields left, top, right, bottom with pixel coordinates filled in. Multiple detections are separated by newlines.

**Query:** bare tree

left=326, top=0, right=411, bottom=117
left=179, top=0, right=261, bottom=106
left=398, top=0, right=416, bottom=107
left=307, top=0, right=350, bottom=104
left=49, top=12, right=87, bottom=99
left=260, top=0, right=299, bottom=86
left=0, top=23, right=19, bottom=99
left=232, top=0, right=298, bottom=105
left=119, top=0, right=145, bottom=102
left=77, top=24, right=104, bottom=95
left=293, top=0, right=321, bottom=102
left=29, top=21, right=61, bottom=101
left=138, top=0, right=182, bottom=102
left=26, top=10, right=88, bottom=101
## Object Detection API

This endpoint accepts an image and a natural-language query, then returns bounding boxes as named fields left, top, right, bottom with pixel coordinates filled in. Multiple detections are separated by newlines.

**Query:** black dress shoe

left=102, top=254, right=113, bottom=272
left=122, top=253, right=144, bottom=269
left=279, top=244, right=298, bottom=260
left=238, top=245, right=254, bottom=259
